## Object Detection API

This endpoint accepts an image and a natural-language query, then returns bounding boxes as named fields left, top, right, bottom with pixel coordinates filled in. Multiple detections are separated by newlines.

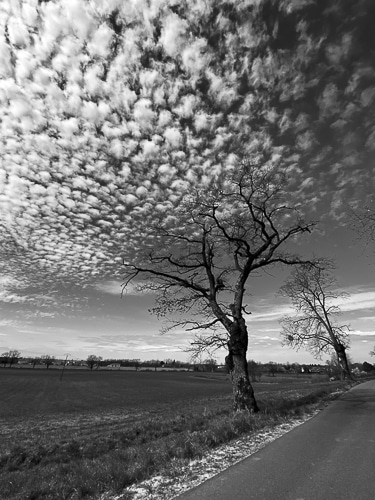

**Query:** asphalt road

left=175, top=380, right=375, bottom=500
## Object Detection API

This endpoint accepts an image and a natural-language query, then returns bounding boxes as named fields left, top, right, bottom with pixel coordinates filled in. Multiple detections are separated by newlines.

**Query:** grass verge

left=0, top=380, right=355, bottom=500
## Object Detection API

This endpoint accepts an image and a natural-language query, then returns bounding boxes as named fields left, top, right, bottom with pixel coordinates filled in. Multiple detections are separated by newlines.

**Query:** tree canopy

left=123, top=163, right=314, bottom=344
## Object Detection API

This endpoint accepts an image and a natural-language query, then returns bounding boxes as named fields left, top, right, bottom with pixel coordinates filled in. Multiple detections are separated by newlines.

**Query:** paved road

left=176, top=380, right=375, bottom=500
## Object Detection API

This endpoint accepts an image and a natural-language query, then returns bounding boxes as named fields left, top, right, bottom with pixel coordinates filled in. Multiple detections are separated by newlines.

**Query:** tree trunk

left=336, top=344, right=353, bottom=380
left=225, top=317, right=259, bottom=412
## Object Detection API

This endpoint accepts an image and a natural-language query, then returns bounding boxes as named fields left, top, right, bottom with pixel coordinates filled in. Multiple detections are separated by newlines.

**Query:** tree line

left=2, top=352, right=375, bottom=379
left=0, top=353, right=218, bottom=371
left=0, top=351, right=56, bottom=369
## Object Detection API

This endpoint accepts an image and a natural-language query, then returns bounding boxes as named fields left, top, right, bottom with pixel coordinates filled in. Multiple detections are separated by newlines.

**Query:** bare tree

left=266, top=361, right=279, bottom=378
left=87, top=355, right=103, bottom=370
left=41, top=355, right=55, bottom=369
left=31, top=357, right=41, bottom=369
left=362, top=361, right=375, bottom=373
left=280, top=263, right=352, bottom=380
left=122, top=164, right=315, bottom=412
left=1, top=350, right=21, bottom=368
left=351, top=204, right=375, bottom=246
left=326, top=354, right=343, bottom=380
left=248, top=360, right=262, bottom=382
left=0, top=352, right=9, bottom=367
left=370, top=348, right=375, bottom=357
left=203, top=357, right=218, bottom=373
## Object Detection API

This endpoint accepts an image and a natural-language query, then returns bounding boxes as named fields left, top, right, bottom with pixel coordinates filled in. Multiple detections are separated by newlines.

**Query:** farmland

left=0, top=368, right=233, bottom=419
left=0, top=368, right=353, bottom=500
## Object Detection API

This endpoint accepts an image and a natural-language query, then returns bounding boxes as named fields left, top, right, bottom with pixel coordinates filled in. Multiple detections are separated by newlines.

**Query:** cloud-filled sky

left=0, top=0, right=374, bottom=364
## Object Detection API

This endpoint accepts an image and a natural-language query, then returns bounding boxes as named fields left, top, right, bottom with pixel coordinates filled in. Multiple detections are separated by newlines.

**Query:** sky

left=0, top=0, right=374, bottom=365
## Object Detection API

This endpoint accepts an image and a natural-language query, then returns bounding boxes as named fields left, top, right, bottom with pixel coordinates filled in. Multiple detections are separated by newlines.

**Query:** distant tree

left=31, top=357, right=41, bottom=369
left=247, top=360, right=262, bottom=382
left=280, top=262, right=353, bottom=380
left=86, top=355, right=103, bottom=370
left=326, top=354, right=343, bottom=380
left=0, top=352, right=9, bottom=367
left=290, top=363, right=302, bottom=375
left=203, top=357, right=218, bottom=373
left=362, top=361, right=375, bottom=373
left=350, top=363, right=363, bottom=372
left=41, top=355, right=55, bottom=369
left=1, top=350, right=21, bottom=368
left=370, top=347, right=375, bottom=357
left=164, top=359, right=176, bottom=367
left=266, top=362, right=279, bottom=377
left=142, top=359, right=162, bottom=371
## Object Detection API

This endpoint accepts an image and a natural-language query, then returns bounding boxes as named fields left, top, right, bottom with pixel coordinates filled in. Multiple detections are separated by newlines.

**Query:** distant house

left=310, top=366, right=325, bottom=374
left=106, top=363, right=121, bottom=369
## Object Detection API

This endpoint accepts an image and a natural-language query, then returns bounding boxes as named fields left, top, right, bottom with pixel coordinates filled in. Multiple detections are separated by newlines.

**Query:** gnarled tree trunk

left=336, top=343, right=353, bottom=380
left=225, top=317, right=259, bottom=412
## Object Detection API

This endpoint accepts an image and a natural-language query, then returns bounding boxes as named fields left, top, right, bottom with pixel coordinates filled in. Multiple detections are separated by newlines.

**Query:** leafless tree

left=41, top=355, right=55, bottom=369
left=31, top=357, right=41, bottom=369
left=0, top=352, right=8, bottom=367
left=351, top=204, right=375, bottom=246
left=280, top=262, right=352, bottom=380
left=87, top=355, right=103, bottom=370
left=202, top=357, right=218, bottom=373
left=122, top=163, right=315, bottom=412
left=248, top=360, right=262, bottom=382
left=1, top=350, right=21, bottom=368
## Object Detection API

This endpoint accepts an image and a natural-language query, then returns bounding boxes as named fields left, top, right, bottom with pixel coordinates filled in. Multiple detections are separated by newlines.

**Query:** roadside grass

left=0, top=373, right=355, bottom=500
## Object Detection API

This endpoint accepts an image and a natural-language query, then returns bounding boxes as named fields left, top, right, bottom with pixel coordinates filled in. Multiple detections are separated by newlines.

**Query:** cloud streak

left=336, top=288, right=375, bottom=313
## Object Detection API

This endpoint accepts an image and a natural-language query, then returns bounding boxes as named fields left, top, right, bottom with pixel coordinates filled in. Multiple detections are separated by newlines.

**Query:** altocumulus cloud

left=0, top=0, right=374, bottom=318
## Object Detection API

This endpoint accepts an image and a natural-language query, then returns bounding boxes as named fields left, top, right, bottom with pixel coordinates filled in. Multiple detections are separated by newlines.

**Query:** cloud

left=247, top=288, right=375, bottom=325
left=160, top=12, right=188, bottom=56
left=357, top=315, right=375, bottom=321
left=75, top=334, right=183, bottom=355
left=93, top=280, right=156, bottom=296
left=18, top=328, right=47, bottom=336
left=247, top=304, right=293, bottom=322
left=133, top=344, right=183, bottom=353
left=349, top=330, right=375, bottom=337
left=93, top=281, right=123, bottom=296
left=335, top=288, right=375, bottom=312
left=254, top=335, right=279, bottom=342
left=0, top=0, right=372, bottom=296
left=0, top=276, right=28, bottom=303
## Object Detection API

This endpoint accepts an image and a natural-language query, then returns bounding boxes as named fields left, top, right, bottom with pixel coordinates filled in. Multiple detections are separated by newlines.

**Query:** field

left=0, top=368, right=352, bottom=500
left=0, top=368, right=234, bottom=418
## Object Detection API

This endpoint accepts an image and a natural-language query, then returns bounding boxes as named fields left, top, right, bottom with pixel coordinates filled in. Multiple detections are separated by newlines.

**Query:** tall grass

left=0, top=380, right=353, bottom=500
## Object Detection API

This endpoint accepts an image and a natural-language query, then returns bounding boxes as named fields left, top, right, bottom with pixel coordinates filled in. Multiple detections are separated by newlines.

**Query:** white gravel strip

left=101, top=407, right=322, bottom=500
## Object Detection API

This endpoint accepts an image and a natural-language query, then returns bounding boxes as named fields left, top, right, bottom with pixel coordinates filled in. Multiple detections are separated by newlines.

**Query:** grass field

left=0, top=368, right=353, bottom=500
left=0, top=368, right=233, bottom=418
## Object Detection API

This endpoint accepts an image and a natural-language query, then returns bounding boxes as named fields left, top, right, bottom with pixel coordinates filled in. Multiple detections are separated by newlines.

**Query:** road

left=175, top=380, right=375, bottom=500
